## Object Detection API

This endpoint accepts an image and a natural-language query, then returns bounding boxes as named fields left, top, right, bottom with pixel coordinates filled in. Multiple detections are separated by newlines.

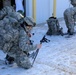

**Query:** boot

left=5, top=54, right=14, bottom=64
left=67, top=29, right=74, bottom=35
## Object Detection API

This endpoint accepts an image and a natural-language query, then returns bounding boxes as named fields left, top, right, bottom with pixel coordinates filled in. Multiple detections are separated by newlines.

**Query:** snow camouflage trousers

left=64, top=7, right=76, bottom=34
left=15, top=51, right=32, bottom=69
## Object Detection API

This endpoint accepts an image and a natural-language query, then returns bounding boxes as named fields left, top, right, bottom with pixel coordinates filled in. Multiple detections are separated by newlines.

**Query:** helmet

left=24, top=17, right=36, bottom=27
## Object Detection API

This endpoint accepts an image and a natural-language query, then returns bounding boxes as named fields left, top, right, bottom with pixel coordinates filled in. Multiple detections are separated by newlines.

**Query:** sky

left=0, top=20, right=76, bottom=75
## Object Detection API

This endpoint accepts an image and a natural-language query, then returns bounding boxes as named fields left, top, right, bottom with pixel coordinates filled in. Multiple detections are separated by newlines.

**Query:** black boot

left=5, top=54, right=14, bottom=64
left=67, top=29, right=74, bottom=35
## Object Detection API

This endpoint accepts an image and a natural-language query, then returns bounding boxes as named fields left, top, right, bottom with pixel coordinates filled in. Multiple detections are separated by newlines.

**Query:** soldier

left=0, top=6, right=21, bottom=64
left=16, top=17, right=41, bottom=69
left=64, top=0, right=76, bottom=35
left=0, top=6, right=41, bottom=69
left=3, top=0, right=24, bottom=65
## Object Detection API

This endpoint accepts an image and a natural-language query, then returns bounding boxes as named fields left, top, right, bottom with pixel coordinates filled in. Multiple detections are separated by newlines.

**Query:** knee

left=15, top=55, right=32, bottom=69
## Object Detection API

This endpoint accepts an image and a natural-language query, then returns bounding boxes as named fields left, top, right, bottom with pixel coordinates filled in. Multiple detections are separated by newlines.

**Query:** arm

left=19, top=29, right=36, bottom=52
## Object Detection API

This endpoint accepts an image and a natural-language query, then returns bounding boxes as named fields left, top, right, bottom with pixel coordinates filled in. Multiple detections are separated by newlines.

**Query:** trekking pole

left=31, top=35, right=50, bottom=66
left=31, top=42, right=42, bottom=66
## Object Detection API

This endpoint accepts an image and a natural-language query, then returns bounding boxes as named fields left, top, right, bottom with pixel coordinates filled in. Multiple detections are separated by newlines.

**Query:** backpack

left=46, top=17, right=63, bottom=35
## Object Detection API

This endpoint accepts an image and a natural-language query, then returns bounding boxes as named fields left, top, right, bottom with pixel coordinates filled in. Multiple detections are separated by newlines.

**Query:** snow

left=0, top=20, right=76, bottom=75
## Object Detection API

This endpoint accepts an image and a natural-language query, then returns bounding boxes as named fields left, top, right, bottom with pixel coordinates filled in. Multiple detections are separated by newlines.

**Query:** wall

left=36, top=0, right=50, bottom=24
left=56, top=0, right=70, bottom=18
left=26, top=0, right=32, bottom=17
left=26, top=0, right=71, bottom=24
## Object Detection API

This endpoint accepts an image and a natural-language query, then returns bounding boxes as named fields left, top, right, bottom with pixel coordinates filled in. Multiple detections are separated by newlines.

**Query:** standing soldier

left=64, top=0, right=76, bottom=35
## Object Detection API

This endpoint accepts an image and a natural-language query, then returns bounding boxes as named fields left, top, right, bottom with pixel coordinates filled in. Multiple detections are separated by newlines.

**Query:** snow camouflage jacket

left=0, top=6, right=36, bottom=69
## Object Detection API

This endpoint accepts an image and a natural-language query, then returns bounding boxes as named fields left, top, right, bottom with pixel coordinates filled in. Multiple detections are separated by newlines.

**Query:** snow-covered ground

left=0, top=20, right=76, bottom=75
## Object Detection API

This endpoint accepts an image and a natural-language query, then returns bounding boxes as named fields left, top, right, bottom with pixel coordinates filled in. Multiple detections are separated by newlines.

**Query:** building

left=26, top=0, right=71, bottom=24
left=0, top=0, right=71, bottom=24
